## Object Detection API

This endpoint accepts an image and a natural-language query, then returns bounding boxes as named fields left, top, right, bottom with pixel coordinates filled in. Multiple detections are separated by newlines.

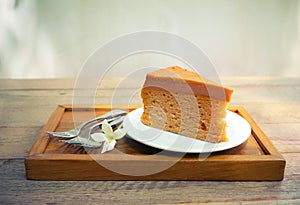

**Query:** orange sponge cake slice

left=140, top=66, right=234, bottom=143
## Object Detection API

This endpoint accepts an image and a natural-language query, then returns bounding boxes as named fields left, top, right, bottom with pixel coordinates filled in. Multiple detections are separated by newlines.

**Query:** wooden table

left=0, top=78, right=299, bottom=204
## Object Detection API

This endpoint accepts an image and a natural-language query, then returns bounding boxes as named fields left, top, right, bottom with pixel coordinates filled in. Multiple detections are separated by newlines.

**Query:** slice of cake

left=140, top=66, right=234, bottom=143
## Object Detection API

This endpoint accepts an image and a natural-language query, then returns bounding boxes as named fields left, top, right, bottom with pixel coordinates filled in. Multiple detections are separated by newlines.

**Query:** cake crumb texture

left=141, top=87, right=228, bottom=143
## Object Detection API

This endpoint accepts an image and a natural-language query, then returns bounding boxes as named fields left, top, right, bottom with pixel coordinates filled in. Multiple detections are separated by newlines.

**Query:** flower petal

left=101, top=140, right=116, bottom=153
left=102, top=119, right=114, bottom=135
left=91, top=133, right=107, bottom=142
left=114, top=128, right=127, bottom=140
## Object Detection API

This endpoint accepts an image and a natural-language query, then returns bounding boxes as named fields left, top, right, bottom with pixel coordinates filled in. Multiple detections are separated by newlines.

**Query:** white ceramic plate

left=123, top=108, right=251, bottom=153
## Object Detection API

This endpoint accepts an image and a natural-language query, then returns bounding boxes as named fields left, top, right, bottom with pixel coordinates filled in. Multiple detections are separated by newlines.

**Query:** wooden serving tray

left=25, top=105, right=285, bottom=181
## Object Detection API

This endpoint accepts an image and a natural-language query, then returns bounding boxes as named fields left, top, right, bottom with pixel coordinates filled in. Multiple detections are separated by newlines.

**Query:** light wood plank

left=0, top=126, right=43, bottom=158
left=1, top=77, right=300, bottom=90
left=1, top=84, right=300, bottom=102
left=231, top=102, right=300, bottom=123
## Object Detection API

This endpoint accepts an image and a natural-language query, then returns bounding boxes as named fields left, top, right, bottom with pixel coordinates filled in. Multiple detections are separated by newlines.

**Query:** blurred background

left=0, top=0, right=299, bottom=78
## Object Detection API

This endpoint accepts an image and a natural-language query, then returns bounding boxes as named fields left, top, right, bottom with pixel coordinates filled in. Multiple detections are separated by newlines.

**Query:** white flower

left=91, top=119, right=126, bottom=153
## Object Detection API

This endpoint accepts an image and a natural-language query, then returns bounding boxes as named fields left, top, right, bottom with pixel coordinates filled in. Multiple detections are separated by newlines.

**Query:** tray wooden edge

left=25, top=154, right=285, bottom=181
left=25, top=104, right=286, bottom=181
left=229, top=106, right=285, bottom=159
left=28, top=105, right=66, bottom=156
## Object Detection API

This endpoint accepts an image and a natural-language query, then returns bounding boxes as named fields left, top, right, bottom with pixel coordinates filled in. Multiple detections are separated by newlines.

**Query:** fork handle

left=78, top=110, right=126, bottom=130
left=88, top=116, right=125, bottom=134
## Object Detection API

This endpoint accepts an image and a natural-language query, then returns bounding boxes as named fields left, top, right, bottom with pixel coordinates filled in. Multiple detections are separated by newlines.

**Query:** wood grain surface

left=25, top=105, right=285, bottom=181
left=1, top=78, right=300, bottom=204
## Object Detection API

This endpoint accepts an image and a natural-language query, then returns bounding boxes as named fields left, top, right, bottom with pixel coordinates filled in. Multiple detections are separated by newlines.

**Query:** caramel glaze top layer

left=142, top=66, right=234, bottom=102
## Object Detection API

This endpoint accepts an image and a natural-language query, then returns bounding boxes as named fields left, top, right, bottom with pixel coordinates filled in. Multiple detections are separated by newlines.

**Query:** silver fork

left=59, top=116, right=125, bottom=148
left=46, top=109, right=127, bottom=138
